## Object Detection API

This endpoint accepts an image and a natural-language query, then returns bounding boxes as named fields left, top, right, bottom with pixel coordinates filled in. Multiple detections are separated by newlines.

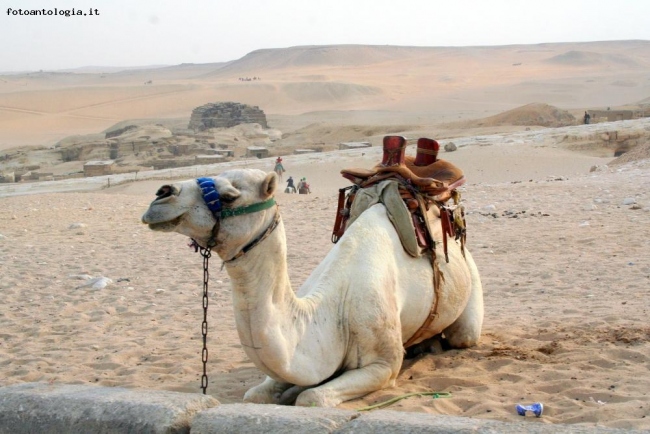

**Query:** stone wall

left=0, top=383, right=627, bottom=434
left=588, top=110, right=634, bottom=123
left=83, top=161, right=115, bottom=177
left=188, top=102, right=268, bottom=131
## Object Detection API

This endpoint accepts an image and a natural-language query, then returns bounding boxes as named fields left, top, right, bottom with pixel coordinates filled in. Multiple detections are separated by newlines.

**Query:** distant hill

left=610, top=140, right=650, bottom=166
left=201, top=45, right=432, bottom=77
left=56, top=65, right=171, bottom=74
left=452, top=103, right=576, bottom=128
left=201, top=40, right=650, bottom=78
left=544, top=50, right=642, bottom=67
left=637, top=96, right=650, bottom=106
left=3, top=40, right=650, bottom=150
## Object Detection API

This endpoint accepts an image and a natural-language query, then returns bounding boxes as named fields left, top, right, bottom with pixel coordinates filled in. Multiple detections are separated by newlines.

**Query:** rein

left=224, top=211, right=281, bottom=263
left=191, top=177, right=280, bottom=394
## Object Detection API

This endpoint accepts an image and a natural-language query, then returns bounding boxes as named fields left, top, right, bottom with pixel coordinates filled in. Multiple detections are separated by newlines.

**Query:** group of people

left=286, top=176, right=311, bottom=194
left=276, top=156, right=311, bottom=194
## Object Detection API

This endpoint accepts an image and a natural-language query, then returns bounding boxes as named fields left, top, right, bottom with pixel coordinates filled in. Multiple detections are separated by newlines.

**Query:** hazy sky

left=2, top=0, right=649, bottom=71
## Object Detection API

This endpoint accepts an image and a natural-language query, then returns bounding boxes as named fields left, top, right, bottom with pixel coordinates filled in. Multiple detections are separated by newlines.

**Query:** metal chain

left=199, top=247, right=211, bottom=395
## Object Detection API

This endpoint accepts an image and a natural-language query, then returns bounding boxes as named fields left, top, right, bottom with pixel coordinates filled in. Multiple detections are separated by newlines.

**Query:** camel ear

left=261, top=172, right=278, bottom=198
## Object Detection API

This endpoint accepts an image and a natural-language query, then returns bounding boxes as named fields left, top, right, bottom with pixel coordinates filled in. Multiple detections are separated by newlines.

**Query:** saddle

left=334, top=136, right=466, bottom=255
left=332, top=135, right=468, bottom=348
left=340, top=136, right=465, bottom=202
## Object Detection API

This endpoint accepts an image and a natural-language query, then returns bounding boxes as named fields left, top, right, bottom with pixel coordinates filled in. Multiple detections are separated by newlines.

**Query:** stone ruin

left=188, top=102, right=268, bottom=131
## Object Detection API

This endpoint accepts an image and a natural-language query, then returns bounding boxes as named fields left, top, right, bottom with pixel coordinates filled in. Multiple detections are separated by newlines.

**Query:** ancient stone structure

left=83, top=160, right=115, bottom=177
left=246, top=146, right=269, bottom=158
left=188, top=102, right=268, bottom=131
left=587, top=110, right=635, bottom=123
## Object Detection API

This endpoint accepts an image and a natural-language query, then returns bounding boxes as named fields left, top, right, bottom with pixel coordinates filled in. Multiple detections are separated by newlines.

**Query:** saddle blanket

left=346, top=180, right=422, bottom=257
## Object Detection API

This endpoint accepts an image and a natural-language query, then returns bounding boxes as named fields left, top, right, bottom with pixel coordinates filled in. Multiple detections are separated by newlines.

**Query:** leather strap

left=403, top=255, right=441, bottom=348
left=440, top=206, right=453, bottom=263
left=332, top=186, right=355, bottom=243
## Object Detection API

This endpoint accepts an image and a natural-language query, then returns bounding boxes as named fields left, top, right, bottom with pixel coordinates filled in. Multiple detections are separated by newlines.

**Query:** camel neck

left=223, top=219, right=306, bottom=378
left=224, top=218, right=297, bottom=311
left=223, top=210, right=281, bottom=263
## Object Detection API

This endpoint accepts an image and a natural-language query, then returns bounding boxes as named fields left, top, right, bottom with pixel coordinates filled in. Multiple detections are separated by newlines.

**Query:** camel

left=297, top=178, right=311, bottom=194
left=141, top=168, right=483, bottom=407
left=274, top=162, right=284, bottom=182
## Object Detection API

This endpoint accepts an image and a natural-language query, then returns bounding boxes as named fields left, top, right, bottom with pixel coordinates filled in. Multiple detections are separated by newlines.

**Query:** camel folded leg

left=294, top=362, right=396, bottom=408
left=279, top=385, right=311, bottom=405
left=244, top=376, right=296, bottom=404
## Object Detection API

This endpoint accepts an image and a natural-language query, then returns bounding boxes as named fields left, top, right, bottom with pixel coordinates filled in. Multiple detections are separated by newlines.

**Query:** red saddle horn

left=414, top=138, right=439, bottom=166
left=381, top=135, right=407, bottom=167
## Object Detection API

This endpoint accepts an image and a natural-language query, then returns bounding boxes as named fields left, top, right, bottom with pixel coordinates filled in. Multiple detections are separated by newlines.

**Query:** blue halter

left=196, top=177, right=277, bottom=219
left=196, top=177, right=223, bottom=215
left=194, top=177, right=279, bottom=253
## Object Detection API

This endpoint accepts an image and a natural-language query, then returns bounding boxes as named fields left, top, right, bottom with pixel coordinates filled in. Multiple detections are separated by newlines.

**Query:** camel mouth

left=146, top=215, right=183, bottom=231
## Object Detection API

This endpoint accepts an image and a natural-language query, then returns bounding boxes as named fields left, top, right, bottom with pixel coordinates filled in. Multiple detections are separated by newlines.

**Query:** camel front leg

left=243, top=376, right=295, bottom=404
left=294, top=362, right=396, bottom=407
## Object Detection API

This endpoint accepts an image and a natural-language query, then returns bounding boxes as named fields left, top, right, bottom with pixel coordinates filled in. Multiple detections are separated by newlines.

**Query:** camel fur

left=141, top=168, right=484, bottom=407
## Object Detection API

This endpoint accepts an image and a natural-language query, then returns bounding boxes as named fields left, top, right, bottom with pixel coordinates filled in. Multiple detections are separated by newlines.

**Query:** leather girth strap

left=332, top=186, right=356, bottom=243
left=403, top=249, right=442, bottom=348
left=403, top=194, right=441, bottom=349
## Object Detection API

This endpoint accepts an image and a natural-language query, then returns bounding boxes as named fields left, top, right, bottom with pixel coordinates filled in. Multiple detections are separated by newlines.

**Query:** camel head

left=142, top=169, right=279, bottom=260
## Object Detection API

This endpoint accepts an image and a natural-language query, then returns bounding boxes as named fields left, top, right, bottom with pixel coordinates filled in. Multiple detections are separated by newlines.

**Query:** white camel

left=141, top=168, right=483, bottom=407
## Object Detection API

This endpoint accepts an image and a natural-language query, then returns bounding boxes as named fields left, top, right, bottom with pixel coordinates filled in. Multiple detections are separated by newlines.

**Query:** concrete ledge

left=0, top=384, right=639, bottom=433
left=336, top=409, right=632, bottom=433
left=192, top=404, right=357, bottom=433
left=0, top=383, right=219, bottom=434
left=191, top=403, right=635, bottom=434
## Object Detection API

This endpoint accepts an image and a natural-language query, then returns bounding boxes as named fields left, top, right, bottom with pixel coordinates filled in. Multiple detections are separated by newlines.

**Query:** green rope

left=356, top=391, right=452, bottom=412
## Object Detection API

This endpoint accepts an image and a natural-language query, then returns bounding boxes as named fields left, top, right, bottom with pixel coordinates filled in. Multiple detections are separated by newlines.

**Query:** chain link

left=199, top=247, right=211, bottom=394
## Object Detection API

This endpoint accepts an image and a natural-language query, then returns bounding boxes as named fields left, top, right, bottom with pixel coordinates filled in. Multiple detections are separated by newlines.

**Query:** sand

left=1, top=40, right=650, bottom=430
left=2, top=41, right=650, bottom=149
left=1, top=137, right=649, bottom=429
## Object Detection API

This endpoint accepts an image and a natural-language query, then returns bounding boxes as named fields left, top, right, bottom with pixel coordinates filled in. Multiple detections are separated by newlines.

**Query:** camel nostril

left=155, top=185, right=174, bottom=199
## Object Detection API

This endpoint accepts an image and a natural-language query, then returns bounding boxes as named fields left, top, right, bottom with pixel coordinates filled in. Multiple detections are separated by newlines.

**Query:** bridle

left=190, top=176, right=280, bottom=395
left=193, top=177, right=280, bottom=261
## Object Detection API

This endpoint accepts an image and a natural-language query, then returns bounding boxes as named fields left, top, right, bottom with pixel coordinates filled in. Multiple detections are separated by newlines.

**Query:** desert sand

left=1, top=136, right=649, bottom=429
left=2, top=41, right=650, bottom=149
left=1, top=41, right=650, bottom=430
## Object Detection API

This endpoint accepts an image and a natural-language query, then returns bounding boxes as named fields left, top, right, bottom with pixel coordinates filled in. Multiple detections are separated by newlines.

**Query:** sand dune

left=2, top=41, right=650, bottom=148
left=544, top=50, right=644, bottom=67
left=449, top=103, right=576, bottom=129
left=202, top=45, right=428, bottom=76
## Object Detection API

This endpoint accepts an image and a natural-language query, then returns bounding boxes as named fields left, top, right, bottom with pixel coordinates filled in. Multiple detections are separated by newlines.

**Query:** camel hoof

left=295, top=389, right=339, bottom=408
left=243, top=389, right=278, bottom=404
